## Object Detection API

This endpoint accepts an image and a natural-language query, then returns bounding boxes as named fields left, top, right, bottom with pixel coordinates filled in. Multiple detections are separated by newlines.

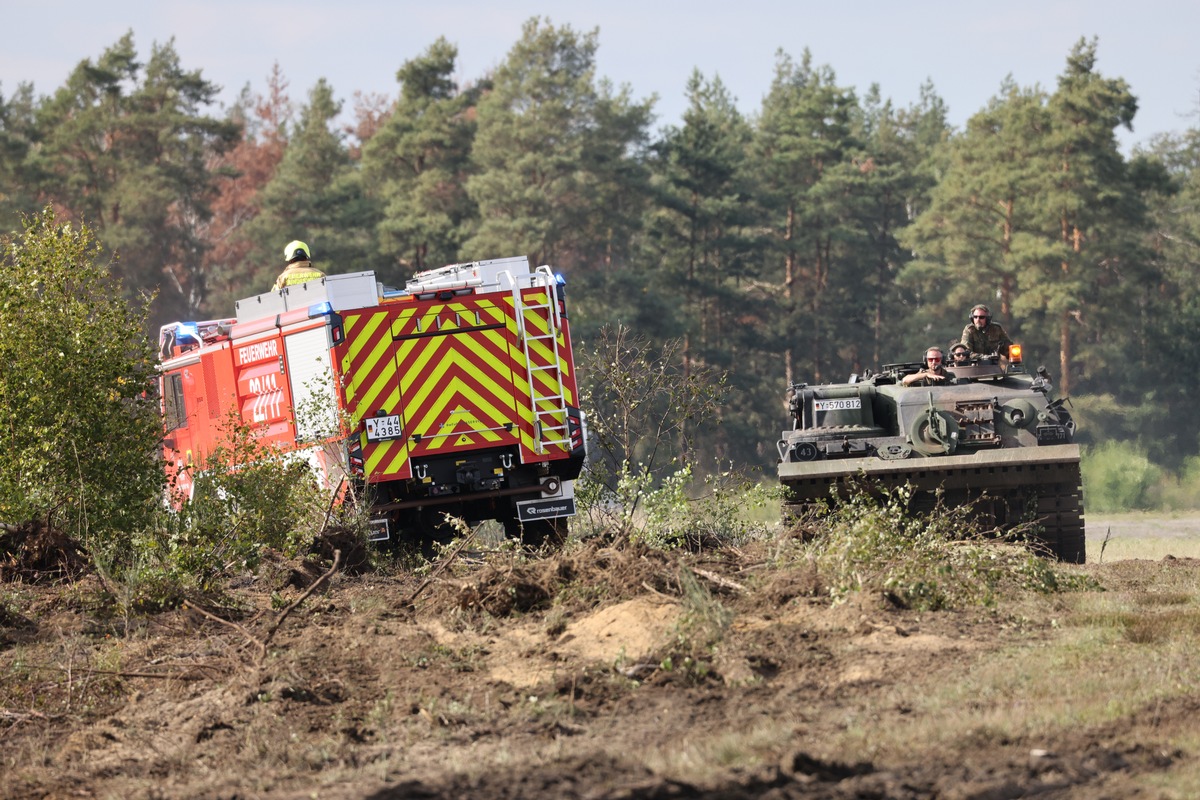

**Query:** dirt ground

left=2, top=522, right=1198, bottom=800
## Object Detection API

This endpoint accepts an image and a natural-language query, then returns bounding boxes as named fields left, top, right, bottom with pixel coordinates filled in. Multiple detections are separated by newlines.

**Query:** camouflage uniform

left=960, top=321, right=1012, bottom=358
left=273, top=261, right=326, bottom=290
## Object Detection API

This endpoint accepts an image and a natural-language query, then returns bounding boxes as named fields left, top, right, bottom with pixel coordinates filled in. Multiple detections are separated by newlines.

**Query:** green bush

left=638, top=464, right=776, bottom=549
left=1081, top=441, right=1161, bottom=512
left=0, top=209, right=164, bottom=556
left=576, top=461, right=775, bottom=548
left=1156, top=456, right=1200, bottom=511
left=140, top=416, right=333, bottom=589
left=795, top=486, right=1090, bottom=611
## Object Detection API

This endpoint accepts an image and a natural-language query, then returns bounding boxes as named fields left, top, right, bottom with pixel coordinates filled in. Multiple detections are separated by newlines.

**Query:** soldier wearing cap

left=273, top=240, right=326, bottom=290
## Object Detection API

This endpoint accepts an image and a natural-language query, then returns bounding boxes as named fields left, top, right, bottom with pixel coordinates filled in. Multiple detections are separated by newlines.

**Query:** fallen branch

left=184, top=549, right=342, bottom=668
left=692, top=567, right=746, bottom=593
left=184, top=601, right=267, bottom=664
left=262, top=549, right=341, bottom=651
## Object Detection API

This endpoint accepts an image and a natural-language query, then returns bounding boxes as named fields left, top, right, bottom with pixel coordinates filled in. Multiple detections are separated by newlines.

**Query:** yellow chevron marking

left=355, top=357, right=399, bottom=418
left=376, top=441, right=411, bottom=477
left=365, top=438, right=409, bottom=478
left=343, top=312, right=389, bottom=372
left=409, top=378, right=514, bottom=448
left=344, top=319, right=395, bottom=409
left=404, top=344, right=516, bottom=417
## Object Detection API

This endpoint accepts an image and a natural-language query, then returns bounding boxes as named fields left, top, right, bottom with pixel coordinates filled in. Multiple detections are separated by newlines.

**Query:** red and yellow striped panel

left=337, top=288, right=579, bottom=482
left=339, top=308, right=411, bottom=481
left=396, top=300, right=522, bottom=459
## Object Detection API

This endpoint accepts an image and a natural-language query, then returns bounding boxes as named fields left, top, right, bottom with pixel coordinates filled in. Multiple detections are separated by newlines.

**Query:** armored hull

left=777, top=356, right=1084, bottom=562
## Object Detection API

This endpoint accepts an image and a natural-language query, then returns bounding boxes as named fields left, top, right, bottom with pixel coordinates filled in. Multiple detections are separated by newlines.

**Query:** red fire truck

left=157, top=256, right=586, bottom=548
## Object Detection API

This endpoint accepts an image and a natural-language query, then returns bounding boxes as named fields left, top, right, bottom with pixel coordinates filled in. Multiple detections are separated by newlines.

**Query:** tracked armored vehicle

left=777, top=346, right=1084, bottom=562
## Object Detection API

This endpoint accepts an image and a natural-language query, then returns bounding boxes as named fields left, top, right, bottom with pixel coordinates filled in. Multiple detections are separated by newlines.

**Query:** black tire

left=504, top=515, right=568, bottom=551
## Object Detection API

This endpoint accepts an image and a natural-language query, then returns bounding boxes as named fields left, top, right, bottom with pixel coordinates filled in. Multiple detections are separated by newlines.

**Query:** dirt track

left=3, top=534, right=1199, bottom=799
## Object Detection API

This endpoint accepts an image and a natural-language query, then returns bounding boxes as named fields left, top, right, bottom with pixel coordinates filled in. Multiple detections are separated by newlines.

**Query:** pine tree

left=203, top=65, right=293, bottom=314
left=752, top=50, right=861, bottom=384
left=640, top=70, right=759, bottom=463
left=241, top=79, right=379, bottom=291
left=898, top=81, right=1057, bottom=356
left=32, top=33, right=238, bottom=325
left=1034, top=37, right=1140, bottom=394
left=0, top=82, right=39, bottom=231
left=361, top=38, right=479, bottom=281
left=465, top=17, right=651, bottom=271
left=852, top=82, right=950, bottom=365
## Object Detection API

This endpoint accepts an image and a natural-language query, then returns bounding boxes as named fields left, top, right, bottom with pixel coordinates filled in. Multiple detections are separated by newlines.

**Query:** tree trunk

left=1059, top=311, right=1071, bottom=396
left=784, top=203, right=796, bottom=388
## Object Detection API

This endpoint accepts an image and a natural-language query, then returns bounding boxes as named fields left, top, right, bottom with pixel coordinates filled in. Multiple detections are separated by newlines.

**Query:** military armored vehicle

left=777, top=346, right=1084, bottom=562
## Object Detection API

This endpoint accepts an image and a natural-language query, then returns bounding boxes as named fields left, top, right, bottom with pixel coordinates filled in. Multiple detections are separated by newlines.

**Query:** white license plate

left=365, top=415, right=403, bottom=441
left=814, top=398, right=862, bottom=411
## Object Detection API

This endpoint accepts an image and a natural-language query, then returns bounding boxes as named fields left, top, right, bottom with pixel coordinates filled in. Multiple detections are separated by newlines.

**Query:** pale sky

left=3, top=0, right=1197, bottom=153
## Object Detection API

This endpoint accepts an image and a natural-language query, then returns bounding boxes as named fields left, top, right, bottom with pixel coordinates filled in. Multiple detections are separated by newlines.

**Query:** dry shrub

left=0, top=521, right=90, bottom=583
left=419, top=541, right=721, bottom=619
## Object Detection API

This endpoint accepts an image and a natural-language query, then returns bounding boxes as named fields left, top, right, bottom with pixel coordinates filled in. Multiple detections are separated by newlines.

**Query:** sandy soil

left=2, top=534, right=1197, bottom=799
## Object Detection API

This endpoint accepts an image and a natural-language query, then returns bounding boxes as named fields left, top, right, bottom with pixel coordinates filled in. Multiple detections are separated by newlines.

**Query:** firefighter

left=273, top=240, right=325, bottom=290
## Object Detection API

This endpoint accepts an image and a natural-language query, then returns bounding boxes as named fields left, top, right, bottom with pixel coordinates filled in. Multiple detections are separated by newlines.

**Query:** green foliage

left=360, top=37, right=479, bottom=280
left=241, top=79, right=380, bottom=293
left=0, top=83, right=38, bottom=232
left=464, top=17, right=653, bottom=267
left=580, top=325, right=725, bottom=477
left=1081, top=441, right=1162, bottom=512
left=11, top=29, right=1200, bottom=483
left=576, top=325, right=734, bottom=542
left=753, top=50, right=865, bottom=384
left=0, top=209, right=164, bottom=552
left=796, top=485, right=1090, bottom=611
left=577, top=461, right=774, bottom=549
left=637, top=464, right=776, bottom=549
left=660, top=567, right=731, bottom=680
left=899, top=39, right=1148, bottom=399
left=31, top=33, right=239, bottom=324
left=141, top=415, right=331, bottom=589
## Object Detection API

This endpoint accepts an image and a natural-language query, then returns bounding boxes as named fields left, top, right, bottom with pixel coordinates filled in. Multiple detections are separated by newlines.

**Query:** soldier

left=273, top=240, right=326, bottom=290
left=960, top=304, right=1012, bottom=359
left=902, top=347, right=951, bottom=386
left=949, top=343, right=972, bottom=367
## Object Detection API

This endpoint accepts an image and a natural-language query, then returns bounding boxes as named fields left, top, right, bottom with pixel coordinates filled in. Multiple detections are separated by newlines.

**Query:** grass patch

left=1087, top=512, right=1200, bottom=562
left=815, top=564, right=1200, bottom=778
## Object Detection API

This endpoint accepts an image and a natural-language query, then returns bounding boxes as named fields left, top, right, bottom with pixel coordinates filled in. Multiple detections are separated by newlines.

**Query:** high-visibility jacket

left=273, top=261, right=326, bottom=290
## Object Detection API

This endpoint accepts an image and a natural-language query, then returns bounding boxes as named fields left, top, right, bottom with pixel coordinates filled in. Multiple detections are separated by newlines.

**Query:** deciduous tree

left=0, top=209, right=163, bottom=546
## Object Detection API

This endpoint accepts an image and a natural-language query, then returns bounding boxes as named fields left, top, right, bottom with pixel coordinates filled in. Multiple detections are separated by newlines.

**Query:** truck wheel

left=504, top=516, right=568, bottom=551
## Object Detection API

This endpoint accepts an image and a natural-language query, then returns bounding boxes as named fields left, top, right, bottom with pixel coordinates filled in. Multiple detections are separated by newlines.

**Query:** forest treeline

left=2, top=19, right=1199, bottom=473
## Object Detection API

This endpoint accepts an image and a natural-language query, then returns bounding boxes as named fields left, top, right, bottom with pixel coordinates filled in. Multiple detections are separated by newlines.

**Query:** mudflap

left=779, top=444, right=1085, bottom=563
